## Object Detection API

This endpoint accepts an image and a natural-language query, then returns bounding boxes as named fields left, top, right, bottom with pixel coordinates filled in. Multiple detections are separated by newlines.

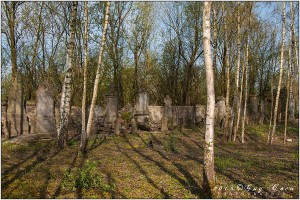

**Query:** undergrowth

left=62, top=160, right=115, bottom=191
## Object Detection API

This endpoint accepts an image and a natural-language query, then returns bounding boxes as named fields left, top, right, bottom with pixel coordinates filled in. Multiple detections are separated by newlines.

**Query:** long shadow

left=125, top=134, right=204, bottom=198
left=52, top=149, right=79, bottom=198
left=106, top=172, right=127, bottom=199
left=76, top=153, right=88, bottom=199
left=2, top=147, right=61, bottom=190
left=39, top=169, right=51, bottom=198
left=2, top=151, right=39, bottom=177
left=215, top=167, right=283, bottom=199
left=89, top=137, right=106, bottom=152
left=115, top=142, right=171, bottom=198
left=147, top=133, right=205, bottom=197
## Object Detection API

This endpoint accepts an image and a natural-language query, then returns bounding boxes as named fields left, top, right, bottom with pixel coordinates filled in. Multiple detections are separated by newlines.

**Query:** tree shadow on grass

left=123, top=134, right=205, bottom=198
left=2, top=145, right=61, bottom=191
left=116, top=143, right=171, bottom=198
left=52, top=149, right=79, bottom=198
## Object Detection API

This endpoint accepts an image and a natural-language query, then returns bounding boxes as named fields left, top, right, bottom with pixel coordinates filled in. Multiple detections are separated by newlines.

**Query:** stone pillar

left=131, top=117, right=137, bottom=134
left=215, top=97, right=226, bottom=128
left=162, top=95, right=172, bottom=131
left=289, top=94, right=295, bottom=122
left=26, top=101, right=37, bottom=134
left=195, top=105, right=205, bottom=125
left=134, top=89, right=150, bottom=124
left=105, top=91, right=118, bottom=126
left=7, top=81, right=23, bottom=138
left=36, top=84, right=55, bottom=137
left=1, top=102, right=9, bottom=138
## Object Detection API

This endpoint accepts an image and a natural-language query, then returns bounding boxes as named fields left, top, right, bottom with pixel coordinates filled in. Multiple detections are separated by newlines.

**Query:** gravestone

left=134, top=89, right=150, bottom=124
left=105, top=86, right=118, bottom=125
left=163, top=95, right=172, bottom=118
left=114, top=117, right=120, bottom=135
left=289, top=94, right=295, bottom=122
left=26, top=101, right=37, bottom=134
left=161, top=116, right=168, bottom=132
left=131, top=117, right=137, bottom=134
left=196, top=105, right=205, bottom=125
left=1, top=102, right=9, bottom=138
left=36, top=83, right=56, bottom=137
left=215, top=97, right=226, bottom=128
left=7, top=80, right=23, bottom=138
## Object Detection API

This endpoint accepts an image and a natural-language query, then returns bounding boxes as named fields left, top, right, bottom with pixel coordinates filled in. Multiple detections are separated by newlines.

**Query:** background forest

left=2, top=2, right=299, bottom=109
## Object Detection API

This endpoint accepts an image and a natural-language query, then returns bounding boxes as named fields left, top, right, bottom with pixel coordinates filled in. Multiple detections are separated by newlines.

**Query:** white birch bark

left=270, top=2, right=286, bottom=145
left=85, top=2, right=111, bottom=141
left=80, top=1, right=89, bottom=152
left=57, top=1, right=78, bottom=148
left=203, top=1, right=215, bottom=191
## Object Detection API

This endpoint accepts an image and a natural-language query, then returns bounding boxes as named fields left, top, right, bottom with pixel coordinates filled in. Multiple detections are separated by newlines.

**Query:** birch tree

left=241, top=2, right=252, bottom=144
left=233, top=2, right=241, bottom=142
left=284, top=36, right=291, bottom=144
left=270, top=2, right=286, bottom=145
left=85, top=1, right=110, bottom=152
left=2, top=2, right=23, bottom=82
left=57, top=1, right=78, bottom=148
left=80, top=1, right=88, bottom=152
left=203, top=1, right=215, bottom=194
left=222, top=2, right=231, bottom=141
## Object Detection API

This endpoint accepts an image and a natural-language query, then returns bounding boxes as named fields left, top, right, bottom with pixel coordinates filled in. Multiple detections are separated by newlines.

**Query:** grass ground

left=1, top=123, right=299, bottom=199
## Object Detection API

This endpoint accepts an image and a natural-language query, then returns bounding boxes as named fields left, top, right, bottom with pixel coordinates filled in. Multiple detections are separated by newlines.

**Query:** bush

left=121, top=112, right=132, bottom=123
left=62, top=160, right=115, bottom=191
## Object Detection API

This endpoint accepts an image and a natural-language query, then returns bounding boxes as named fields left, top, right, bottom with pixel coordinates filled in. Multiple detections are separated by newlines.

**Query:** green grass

left=1, top=123, right=299, bottom=199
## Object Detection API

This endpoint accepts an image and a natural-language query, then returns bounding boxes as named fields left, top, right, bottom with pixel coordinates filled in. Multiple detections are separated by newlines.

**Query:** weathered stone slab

left=134, top=89, right=150, bottom=123
left=7, top=81, right=23, bottom=138
left=36, top=84, right=55, bottom=137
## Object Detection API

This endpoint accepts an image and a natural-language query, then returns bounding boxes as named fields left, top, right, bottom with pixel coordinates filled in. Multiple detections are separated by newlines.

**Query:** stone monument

left=7, top=80, right=23, bottom=138
left=36, top=83, right=56, bottom=137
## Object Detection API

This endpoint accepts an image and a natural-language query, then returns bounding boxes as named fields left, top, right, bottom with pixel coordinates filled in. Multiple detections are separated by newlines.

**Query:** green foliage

left=62, top=160, right=115, bottom=191
left=121, top=112, right=132, bottom=123
left=163, top=134, right=178, bottom=153
left=215, top=156, right=238, bottom=171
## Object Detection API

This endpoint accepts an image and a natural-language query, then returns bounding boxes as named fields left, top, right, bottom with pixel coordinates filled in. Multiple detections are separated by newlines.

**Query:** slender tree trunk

left=268, top=58, right=275, bottom=142
left=203, top=2, right=215, bottom=196
left=212, top=3, right=217, bottom=84
left=80, top=1, right=89, bottom=153
left=223, top=3, right=231, bottom=141
left=233, top=2, right=241, bottom=142
left=241, top=3, right=252, bottom=144
left=4, top=2, right=18, bottom=82
left=236, top=50, right=245, bottom=139
left=290, top=2, right=296, bottom=121
left=85, top=2, right=110, bottom=143
left=57, top=1, right=78, bottom=148
left=284, top=37, right=291, bottom=145
left=270, top=2, right=286, bottom=145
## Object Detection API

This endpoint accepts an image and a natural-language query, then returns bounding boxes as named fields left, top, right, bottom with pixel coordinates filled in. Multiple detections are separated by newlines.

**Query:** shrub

left=62, top=160, right=115, bottom=191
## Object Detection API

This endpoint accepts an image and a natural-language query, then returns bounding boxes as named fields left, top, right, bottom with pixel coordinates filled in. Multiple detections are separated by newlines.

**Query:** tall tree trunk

left=270, top=2, right=286, bottom=145
left=212, top=3, right=217, bottom=84
left=203, top=2, right=215, bottom=196
left=268, top=57, right=275, bottom=142
left=236, top=50, right=245, bottom=140
left=284, top=36, right=291, bottom=145
left=290, top=2, right=297, bottom=121
left=80, top=1, right=89, bottom=152
left=241, top=3, right=252, bottom=144
left=4, top=2, right=19, bottom=82
left=222, top=3, right=231, bottom=141
left=57, top=1, right=78, bottom=148
left=233, top=2, right=241, bottom=142
left=85, top=2, right=110, bottom=145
